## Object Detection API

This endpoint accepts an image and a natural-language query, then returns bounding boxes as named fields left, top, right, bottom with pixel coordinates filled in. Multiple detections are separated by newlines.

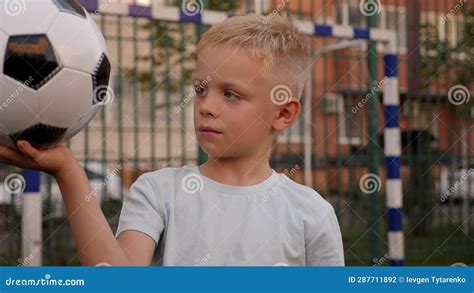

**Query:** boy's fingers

left=17, top=140, right=40, bottom=160
left=0, top=145, right=26, bottom=166
left=0, top=144, right=17, bottom=159
left=0, top=157, right=17, bottom=166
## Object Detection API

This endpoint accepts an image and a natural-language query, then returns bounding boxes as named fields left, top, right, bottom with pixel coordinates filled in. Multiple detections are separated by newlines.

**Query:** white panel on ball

left=87, top=16, right=108, bottom=54
left=0, top=1, right=59, bottom=35
left=37, top=68, right=93, bottom=129
left=47, top=13, right=103, bottom=74
left=0, top=132, right=12, bottom=147
left=0, top=30, right=7, bottom=75
left=62, top=105, right=100, bottom=142
left=0, top=76, right=40, bottom=134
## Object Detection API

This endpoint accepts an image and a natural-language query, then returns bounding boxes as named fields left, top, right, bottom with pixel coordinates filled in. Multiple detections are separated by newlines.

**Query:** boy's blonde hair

left=196, top=14, right=311, bottom=100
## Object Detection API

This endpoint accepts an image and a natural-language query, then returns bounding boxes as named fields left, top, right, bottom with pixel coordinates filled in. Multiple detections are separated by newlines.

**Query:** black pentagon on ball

left=52, top=0, right=86, bottom=19
left=92, top=53, right=111, bottom=105
left=9, top=123, right=67, bottom=149
left=3, top=35, right=61, bottom=90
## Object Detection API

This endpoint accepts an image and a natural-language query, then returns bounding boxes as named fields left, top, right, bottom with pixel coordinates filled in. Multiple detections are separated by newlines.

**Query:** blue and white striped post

left=383, top=38, right=404, bottom=266
left=309, top=24, right=404, bottom=265
left=80, top=0, right=404, bottom=265
left=22, top=170, right=42, bottom=266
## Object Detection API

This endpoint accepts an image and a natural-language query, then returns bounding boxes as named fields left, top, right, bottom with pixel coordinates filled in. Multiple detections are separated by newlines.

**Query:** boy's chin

left=199, top=146, right=238, bottom=159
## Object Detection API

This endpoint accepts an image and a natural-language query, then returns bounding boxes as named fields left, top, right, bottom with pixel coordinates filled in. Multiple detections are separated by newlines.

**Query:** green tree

left=419, top=7, right=473, bottom=111
left=124, top=0, right=240, bottom=95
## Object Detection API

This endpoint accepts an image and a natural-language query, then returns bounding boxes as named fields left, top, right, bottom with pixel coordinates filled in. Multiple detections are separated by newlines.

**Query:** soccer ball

left=0, top=0, right=111, bottom=149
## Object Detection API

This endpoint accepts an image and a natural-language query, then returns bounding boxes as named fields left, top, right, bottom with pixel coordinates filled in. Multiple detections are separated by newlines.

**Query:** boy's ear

left=271, top=97, right=301, bottom=133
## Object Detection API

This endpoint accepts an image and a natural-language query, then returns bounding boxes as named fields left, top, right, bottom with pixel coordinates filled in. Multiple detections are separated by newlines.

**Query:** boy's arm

left=56, top=163, right=156, bottom=266
left=305, top=205, right=345, bottom=266
left=0, top=141, right=156, bottom=266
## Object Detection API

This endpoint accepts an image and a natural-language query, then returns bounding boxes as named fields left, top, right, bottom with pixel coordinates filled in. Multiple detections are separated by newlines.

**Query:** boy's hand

left=0, top=140, right=77, bottom=177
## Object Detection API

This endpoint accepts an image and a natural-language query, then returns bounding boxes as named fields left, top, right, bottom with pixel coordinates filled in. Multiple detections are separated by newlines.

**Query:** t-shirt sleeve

left=305, top=205, right=345, bottom=266
left=115, top=174, right=165, bottom=246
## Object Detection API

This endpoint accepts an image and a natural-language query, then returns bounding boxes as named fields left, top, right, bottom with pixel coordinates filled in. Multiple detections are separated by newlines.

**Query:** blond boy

left=0, top=14, right=344, bottom=266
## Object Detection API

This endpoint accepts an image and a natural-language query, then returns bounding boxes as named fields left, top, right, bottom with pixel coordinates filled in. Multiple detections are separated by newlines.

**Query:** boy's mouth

left=199, top=126, right=222, bottom=135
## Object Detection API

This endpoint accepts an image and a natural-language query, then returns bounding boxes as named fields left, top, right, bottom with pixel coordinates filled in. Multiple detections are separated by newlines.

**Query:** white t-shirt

left=115, top=165, right=344, bottom=266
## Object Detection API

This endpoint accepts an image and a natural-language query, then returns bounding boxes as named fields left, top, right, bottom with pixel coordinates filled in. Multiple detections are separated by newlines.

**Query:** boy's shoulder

left=280, top=178, right=339, bottom=238
left=130, top=166, right=193, bottom=207
left=138, top=165, right=192, bottom=185
left=279, top=175, right=334, bottom=213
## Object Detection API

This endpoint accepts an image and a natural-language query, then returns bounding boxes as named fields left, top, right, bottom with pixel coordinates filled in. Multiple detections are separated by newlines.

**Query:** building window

left=385, top=6, right=407, bottom=51
left=322, top=93, right=363, bottom=146
left=402, top=99, right=440, bottom=141
left=439, top=14, right=466, bottom=49
left=338, top=93, right=363, bottom=146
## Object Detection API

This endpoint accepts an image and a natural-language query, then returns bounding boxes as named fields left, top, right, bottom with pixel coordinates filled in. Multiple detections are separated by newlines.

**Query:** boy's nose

left=199, top=95, right=221, bottom=117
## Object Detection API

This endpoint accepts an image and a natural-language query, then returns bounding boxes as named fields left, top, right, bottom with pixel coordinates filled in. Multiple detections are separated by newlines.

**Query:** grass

left=343, top=222, right=474, bottom=266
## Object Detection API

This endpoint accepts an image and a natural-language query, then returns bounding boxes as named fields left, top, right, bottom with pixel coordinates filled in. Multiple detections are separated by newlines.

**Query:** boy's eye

left=194, top=85, right=207, bottom=96
left=224, top=90, right=240, bottom=101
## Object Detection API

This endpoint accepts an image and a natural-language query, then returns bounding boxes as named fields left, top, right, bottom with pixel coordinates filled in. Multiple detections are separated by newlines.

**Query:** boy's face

left=193, top=45, right=278, bottom=159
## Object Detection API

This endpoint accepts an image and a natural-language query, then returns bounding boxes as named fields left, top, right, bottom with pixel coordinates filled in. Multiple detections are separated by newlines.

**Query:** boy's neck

left=198, top=155, right=272, bottom=187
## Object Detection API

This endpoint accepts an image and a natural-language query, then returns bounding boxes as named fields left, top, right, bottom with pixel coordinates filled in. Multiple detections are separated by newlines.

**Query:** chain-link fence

left=0, top=0, right=472, bottom=266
